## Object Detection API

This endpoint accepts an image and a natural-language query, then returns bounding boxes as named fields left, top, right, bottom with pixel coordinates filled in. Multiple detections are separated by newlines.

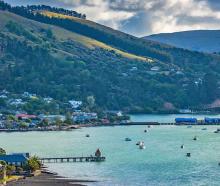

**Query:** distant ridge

left=144, top=30, right=220, bottom=53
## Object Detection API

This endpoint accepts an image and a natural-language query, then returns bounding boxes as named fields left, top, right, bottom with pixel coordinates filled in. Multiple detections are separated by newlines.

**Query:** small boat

left=186, top=153, right=191, bottom=157
left=202, top=128, right=207, bottom=131
left=193, top=136, right=198, bottom=141
left=139, top=141, right=145, bottom=149
left=125, top=137, right=132, bottom=141
left=181, top=144, right=184, bottom=149
left=148, top=125, right=152, bottom=128
left=187, top=126, right=192, bottom=128
left=144, top=129, right=148, bottom=133
left=214, top=129, right=220, bottom=133
left=136, top=141, right=141, bottom=145
left=86, top=134, right=90, bottom=137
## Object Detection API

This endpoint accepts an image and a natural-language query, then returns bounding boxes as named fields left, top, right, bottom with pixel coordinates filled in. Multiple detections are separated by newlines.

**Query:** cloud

left=4, top=0, right=220, bottom=36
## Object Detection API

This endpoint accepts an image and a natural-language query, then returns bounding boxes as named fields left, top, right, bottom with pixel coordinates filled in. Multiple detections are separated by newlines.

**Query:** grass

left=39, top=11, right=153, bottom=62
left=0, top=10, right=154, bottom=62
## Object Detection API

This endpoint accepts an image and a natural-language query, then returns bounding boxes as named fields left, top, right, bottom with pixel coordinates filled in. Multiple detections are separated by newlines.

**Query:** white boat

left=214, top=129, right=220, bottom=133
left=139, top=141, right=145, bottom=149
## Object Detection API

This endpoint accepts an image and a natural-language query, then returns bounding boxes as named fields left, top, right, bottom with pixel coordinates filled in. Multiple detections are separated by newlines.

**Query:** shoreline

left=0, top=123, right=220, bottom=133
left=7, top=170, right=97, bottom=186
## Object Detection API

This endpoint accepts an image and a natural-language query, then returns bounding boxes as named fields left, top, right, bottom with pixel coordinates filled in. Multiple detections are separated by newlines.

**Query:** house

left=105, top=111, right=123, bottom=117
left=16, top=114, right=37, bottom=120
left=38, top=115, right=66, bottom=123
left=43, top=97, right=53, bottom=103
left=0, top=153, right=29, bottom=167
left=73, top=112, right=98, bottom=122
left=0, top=121, right=4, bottom=129
left=69, top=100, right=82, bottom=109
left=22, top=92, right=37, bottom=99
left=151, top=66, right=160, bottom=71
left=179, top=109, right=192, bottom=114
left=130, top=67, right=138, bottom=71
left=9, top=99, right=25, bottom=106
left=0, top=94, right=7, bottom=99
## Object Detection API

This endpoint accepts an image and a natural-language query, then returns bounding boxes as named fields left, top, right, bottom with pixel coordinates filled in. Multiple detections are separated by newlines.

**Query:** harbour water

left=0, top=115, right=220, bottom=186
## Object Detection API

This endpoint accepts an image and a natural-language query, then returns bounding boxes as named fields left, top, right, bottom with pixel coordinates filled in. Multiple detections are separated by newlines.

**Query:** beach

left=7, top=172, right=94, bottom=186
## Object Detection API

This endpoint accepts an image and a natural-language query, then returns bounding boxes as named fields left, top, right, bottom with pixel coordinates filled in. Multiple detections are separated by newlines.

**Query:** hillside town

left=0, top=90, right=130, bottom=131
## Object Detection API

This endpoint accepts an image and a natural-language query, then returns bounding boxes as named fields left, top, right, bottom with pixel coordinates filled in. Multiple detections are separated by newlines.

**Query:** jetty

left=39, top=156, right=106, bottom=163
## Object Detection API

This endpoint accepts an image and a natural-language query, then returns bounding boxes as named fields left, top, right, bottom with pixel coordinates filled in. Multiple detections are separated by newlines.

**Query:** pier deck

left=39, top=156, right=106, bottom=163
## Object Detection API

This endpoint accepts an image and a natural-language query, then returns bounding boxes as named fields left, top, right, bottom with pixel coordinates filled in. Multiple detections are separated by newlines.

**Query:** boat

left=181, top=144, right=184, bottom=149
left=202, top=128, right=207, bottom=131
left=193, top=136, right=198, bottom=141
left=186, top=152, right=191, bottom=157
left=144, top=129, right=148, bottom=133
left=214, top=129, right=220, bottom=133
left=136, top=141, right=140, bottom=145
left=139, top=141, right=145, bottom=149
left=86, top=134, right=90, bottom=137
left=148, top=125, right=152, bottom=128
left=125, top=137, right=132, bottom=141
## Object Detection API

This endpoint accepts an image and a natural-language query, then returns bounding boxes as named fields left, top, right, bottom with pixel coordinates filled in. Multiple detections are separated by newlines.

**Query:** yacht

left=139, top=141, right=145, bottom=149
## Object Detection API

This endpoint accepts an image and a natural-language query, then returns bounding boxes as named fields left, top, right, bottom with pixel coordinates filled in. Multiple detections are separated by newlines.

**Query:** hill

left=144, top=30, right=220, bottom=53
left=0, top=1, right=220, bottom=113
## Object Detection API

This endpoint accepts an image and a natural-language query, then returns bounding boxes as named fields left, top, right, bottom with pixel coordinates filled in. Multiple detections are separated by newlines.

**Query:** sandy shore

left=7, top=173, right=96, bottom=186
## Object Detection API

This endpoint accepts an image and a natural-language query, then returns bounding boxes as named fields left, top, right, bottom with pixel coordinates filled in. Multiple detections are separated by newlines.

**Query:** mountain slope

left=144, top=30, right=220, bottom=53
left=1, top=2, right=220, bottom=113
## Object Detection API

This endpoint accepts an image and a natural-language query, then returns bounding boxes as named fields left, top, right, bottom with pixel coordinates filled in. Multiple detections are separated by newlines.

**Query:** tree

left=0, top=148, right=6, bottom=155
left=26, top=156, right=41, bottom=172
left=64, top=112, right=72, bottom=125
left=6, top=165, right=15, bottom=176
left=87, top=96, right=95, bottom=110
left=46, top=29, right=53, bottom=39
left=55, top=117, right=62, bottom=129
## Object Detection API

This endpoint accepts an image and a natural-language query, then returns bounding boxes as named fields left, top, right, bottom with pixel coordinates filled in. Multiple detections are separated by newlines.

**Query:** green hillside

left=0, top=2, right=220, bottom=113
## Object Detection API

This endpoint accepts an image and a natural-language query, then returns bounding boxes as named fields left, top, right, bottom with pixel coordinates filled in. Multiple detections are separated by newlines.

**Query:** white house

left=69, top=100, right=82, bottom=109
left=9, top=99, right=26, bottom=106
left=151, top=66, right=160, bottom=71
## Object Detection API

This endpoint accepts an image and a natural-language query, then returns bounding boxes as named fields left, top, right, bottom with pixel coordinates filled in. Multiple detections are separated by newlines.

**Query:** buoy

left=193, top=136, right=198, bottom=141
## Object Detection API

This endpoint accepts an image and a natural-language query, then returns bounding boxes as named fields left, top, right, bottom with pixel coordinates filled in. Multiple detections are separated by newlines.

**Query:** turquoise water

left=130, top=114, right=220, bottom=123
left=0, top=116, right=220, bottom=185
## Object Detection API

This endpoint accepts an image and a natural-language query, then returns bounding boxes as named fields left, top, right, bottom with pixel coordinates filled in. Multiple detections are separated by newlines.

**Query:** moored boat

left=139, top=141, right=145, bottom=149
left=125, top=137, right=132, bottom=141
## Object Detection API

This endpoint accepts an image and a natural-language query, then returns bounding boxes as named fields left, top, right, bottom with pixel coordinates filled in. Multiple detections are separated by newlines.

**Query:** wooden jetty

left=39, top=156, right=106, bottom=163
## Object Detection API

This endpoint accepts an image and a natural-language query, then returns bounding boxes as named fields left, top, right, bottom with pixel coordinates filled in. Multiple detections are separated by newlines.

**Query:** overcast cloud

left=4, top=0, right=220, bottom=36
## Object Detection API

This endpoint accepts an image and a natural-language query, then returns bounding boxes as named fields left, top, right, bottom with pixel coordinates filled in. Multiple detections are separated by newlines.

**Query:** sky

left=4, top=0, right=220, bottom=37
